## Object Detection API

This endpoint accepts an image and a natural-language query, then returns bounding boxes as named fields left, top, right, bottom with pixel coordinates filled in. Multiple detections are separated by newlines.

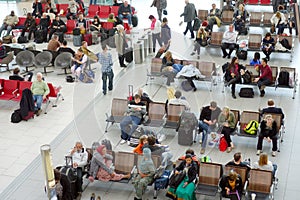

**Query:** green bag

left=244, top=120, right=259, bottom=135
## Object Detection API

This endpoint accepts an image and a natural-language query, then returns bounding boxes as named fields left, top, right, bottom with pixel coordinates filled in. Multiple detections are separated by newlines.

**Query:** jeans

left=257, top=78, right=272, bottom=94
left=199, top=120, right=211, bottom=148
left=120, top=115, right=141, bottom=141
left=152, top=33, right=162, bottom=51
left=0, top=24, right=13, bottom=36
left=277, top=23, right=285, bottom=35
left=33, top=95, right=43, bottom=110
left=183, top=21, right=194, bottom=38
left=102, top=71, right=114, bottom=94
left=118, top=14, right=132, bottom=25
left=76, top=167, right=83, bottom=192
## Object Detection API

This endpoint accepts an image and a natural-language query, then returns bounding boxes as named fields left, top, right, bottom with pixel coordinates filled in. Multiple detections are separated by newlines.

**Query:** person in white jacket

left=270, top=11, right=286, bottom=35
left=176, top=64, right=205, bottom=91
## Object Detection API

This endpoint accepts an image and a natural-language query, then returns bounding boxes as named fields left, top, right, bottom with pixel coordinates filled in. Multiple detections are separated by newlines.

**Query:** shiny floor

left=0, top=0, right=299, bottom=199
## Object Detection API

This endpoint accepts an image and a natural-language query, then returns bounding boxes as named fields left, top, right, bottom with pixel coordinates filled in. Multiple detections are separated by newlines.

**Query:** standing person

left=253, top=58, right=273, bottom=97
left=98, top=45, right=114, bottom=95
left=146, top=15, right=162, bottom=53
left=30, top=72, right=49, bottom=116
left=256, top=114, right=278, bottom=157
left=115, top=24, right=128, bottom=68
left=161, top=17, right=171, bottom=51
left=21, top=13, right=36, bottom=40
left=218, top=106, right=236, bottom=153
left=180, top=0, right=196, bottom=39
left=150, top=0, right=167, bottom=22
left=261, top=33, right=275, bottom=61
left=0, top=11, right=19, bottom=37
left=221, top=24, right=238, bottom=59
left=32, top=0, right=43, bottom=18
left=190, top=27, right=208, bottom=59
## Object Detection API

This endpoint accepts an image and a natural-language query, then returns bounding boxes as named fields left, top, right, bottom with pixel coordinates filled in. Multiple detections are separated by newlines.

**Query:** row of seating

left=0, top=79, right=63, bottom=114
left=85, top=5, right=136, bottom=19
left=148, top=58, right=216, bottom=91
left=244, top=0, right=272, bottom=5
left=222, top=64, right=297, bottom=99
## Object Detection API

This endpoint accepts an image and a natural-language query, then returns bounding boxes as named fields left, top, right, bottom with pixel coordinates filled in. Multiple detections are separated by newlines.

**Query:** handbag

left=163, top=9, right=168, bottom=15
left=168, top=171, right=186, bottom=189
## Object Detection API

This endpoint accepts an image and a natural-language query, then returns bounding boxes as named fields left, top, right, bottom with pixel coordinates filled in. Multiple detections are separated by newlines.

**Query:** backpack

left=66, top=75, right=75, bottom=83
left=101, top=139, right=112, bottom=151
left=219, top=136, right=228, bottom=152
left=177, top=111, right=198, bottom=132
left=280, top=38, right=291, bottom=50
left=79, top=70, right=94, bottom=83
left=18, top=36, right=28, bottom=44
left=201, top=155, right=212, bottom=163
left=239, top=88, right=254, bottom=98
left=278, top=71, right=289, bottom=86
left=11, top=109, right=22, bottom=123
left=244, top=120, right=259, bottom=135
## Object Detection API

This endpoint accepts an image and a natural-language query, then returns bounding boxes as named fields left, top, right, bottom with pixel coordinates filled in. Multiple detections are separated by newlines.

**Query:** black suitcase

left=236, top=49, right=247, bottom=60
left=132, top=15, right=138, bottom=27
left=54, top=32, right=64, bottom=43
left=35, top=29, right=44, bottom=43
left=124, top=47, right=133, bottom=63
left=18, top=36, right=28, bottom=44
left=239, top=87, right=254, bottom=98
left=177, top=111, right=198, bottom=146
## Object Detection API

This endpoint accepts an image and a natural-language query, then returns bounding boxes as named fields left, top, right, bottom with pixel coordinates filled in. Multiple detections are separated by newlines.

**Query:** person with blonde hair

left=190, top=27, right=208, bottom=59
left=218, top=106, right=236, bottom=153
left=253, top=153, right=278, bottom=176
left=257, top=114, right=278, bottom=157
left=270, top=11, right=286, bottom=35
left=161, top=51, right=183, bottom=86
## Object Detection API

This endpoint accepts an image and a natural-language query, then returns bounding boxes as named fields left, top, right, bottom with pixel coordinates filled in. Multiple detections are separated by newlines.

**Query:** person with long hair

left=270, top=11, right=286, bottom=35
left=218, top=106, right=236, bottom=153
left=253, top=153, right=278, bottom=176
left=261, top=32, right=275, bottom=61
left=190, top=27, right=208, bottom=59
left=219, top=170, right=243, bottom=199
left=224, top=57, right=246, bottom=99
left=249, top=52, right=261, bottom=66
left=90, top=15, right=102, bottom=32
left=161, top=51, right=183, bottom=86
left=161, top=17, right=171, bottom=51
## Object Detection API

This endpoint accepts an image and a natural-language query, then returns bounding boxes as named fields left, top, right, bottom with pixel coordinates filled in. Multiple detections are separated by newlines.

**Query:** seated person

left=224, top=57, right=246, bottom=99
left=133, top=135, right=148, bottom=155
left=219, top=170, right=243, bottom=199
left=168, top=90, right=191, bottom=111
left=32, top=0, right=42, bottom=18
left=253, top=58, right=273, bottom=97
left=198, top=101, right=221, bottom=154
left=67, top=141, right=88, bottom=195
left=253, top=153, right=277, bottom=177
left=166, top=154, right=198, bottom=200
left=207, top=3, right=222, bottom=31
left=45, top=0, right=57, bottom=14
left=226, top=152, right=251, bottom=172
left=260, top=99, right=285, bottom=123
left=30, top=72, right=49, bottom=116
left=66, top=0, right=78, bottom=20
left=134, top=148, right=155, bottom=200
left=261, top=32, right=275, bottom=61
left=48, top=15, right=66, bottom=41
left=176, top=64, right=205, bottom=91
left=53, top=169, right=63, bottom=200
left=76, top=13, right=86, bottom=34
left=90, top=15, right=102, bottom=32
left=113, top=0, right=124, bottom=6
left=137, top=88, right=153, bottom=113
left=278, top=5, right=295, bottom=35
left=178, top=149, right=200, bottom=165
left=190, top=27, right=208, bottom=59
left=80, top=41, right=98, bottom=62
left=222, top=0, right=235, bottom=11
left=249, top=52, right=261, bottom=66
left=0, top=40, right=7, bottom=59
left=143, top=135, right=173, bottom=168
left=161, top=51, right=183, bottom=86
left=118, top=0, right=132, bottom=27
left=0, top=11, right=19, bottom=37
left=218, top=106, right=236, bottom=153
left=21, top=12, right=36, bottom=40
left=38, top=13, right=51, bottom=43
left=256, top=114, right=278, bottom=157
left=47, top=35, right=61, bottom=51
left=71, top=48, right=87, bottom=77
left=57, top=40, right=75, bottom=56
left=221, top=24, right=238, bottom=59
left=107, top=13, right=117, bottom=23
left=9, top=67, right=33, bottom=82
left=120, top=94, right=146, bottom=145
left=233, top=4, right=249, bottom=33
left=270, top=11, right=286, bottom=35
left=88, top=145, right=131, bottom=182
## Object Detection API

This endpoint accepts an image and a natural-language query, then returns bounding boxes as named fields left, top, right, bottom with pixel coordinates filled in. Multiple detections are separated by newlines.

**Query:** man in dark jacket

left=21, top=12, right=36, bottom=40
left=180, top=0, right=196, bottom=39
left=261, top=99, right=285, bottom=124
left=48, top=15, right=66, bottom=41
left=151, top=0, right=167, bottom=22
left=37, top=13, right=50, bottom=42
left=32, top=0, right=43, bottom=18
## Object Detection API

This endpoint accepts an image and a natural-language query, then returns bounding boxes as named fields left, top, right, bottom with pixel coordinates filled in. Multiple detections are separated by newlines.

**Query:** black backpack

left=18, top=36, right=28, bottom=44
left=280, top=38, right=291, bottom=50
left=11, top=109, right=22, bottom=123
left=73, top=28, right=81, bottom=35
left=278, top=71, right=289, bottom=86
left=239, top=88, right=254, bottom=98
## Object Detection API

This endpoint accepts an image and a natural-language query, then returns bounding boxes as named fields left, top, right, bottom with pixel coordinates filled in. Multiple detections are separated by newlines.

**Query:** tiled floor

left=0, top=0, right=299, bottom=199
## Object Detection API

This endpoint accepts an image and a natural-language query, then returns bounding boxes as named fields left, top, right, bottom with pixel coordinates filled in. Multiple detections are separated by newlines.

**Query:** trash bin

left=134, top=40, right=144, bottom=64
left=138, top=35, right=148, bottom=58
left=147, top=32, right=153, bottom=54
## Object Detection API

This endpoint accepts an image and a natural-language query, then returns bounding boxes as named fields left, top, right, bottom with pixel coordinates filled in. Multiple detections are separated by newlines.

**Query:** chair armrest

left=12, top=89, right=18, bottom=95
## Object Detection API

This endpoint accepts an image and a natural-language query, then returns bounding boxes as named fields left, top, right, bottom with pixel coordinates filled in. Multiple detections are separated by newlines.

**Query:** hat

left=116, top=24, right=124, bottom=31
left=174, top=90, right=182, bottom=99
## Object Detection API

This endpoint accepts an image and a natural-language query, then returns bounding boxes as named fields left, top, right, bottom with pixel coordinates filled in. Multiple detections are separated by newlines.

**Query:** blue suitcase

left=154, top=170, right=171, bottom=198
left=73, top=35, right=82, bottom=47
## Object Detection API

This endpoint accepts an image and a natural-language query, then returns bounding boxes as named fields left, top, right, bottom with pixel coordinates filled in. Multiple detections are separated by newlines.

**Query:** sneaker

left=200, top=148, right=205, bottom=154
left=190, top=52, right=195, bottom=56
left=127, top=140, right=131, bottom=146
left=197, top=55, right=200, bottom=59
left=158, top=134, right=166, bottom=142
left=120, top=139, right=127, bottom=145
left=256, top=150, right=261, bottom=155
left=272, top=151, right=276, bottom=157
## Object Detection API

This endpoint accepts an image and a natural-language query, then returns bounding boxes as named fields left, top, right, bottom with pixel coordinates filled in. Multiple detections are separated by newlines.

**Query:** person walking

left=151, top=0, right=167, bottom=22
left=98, top=45, right=114, bottom=95
left=180, top=0, right=196, bottom=39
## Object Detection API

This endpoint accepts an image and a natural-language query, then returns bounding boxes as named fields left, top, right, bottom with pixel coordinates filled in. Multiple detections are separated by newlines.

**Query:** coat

left=115, top=32, right=128, bottom=55
left=151, top=0, right=167, bottom=9
left=175, top=160, right=198, bottom=184
left=180, top=3, right=196, bottom=22
left=20, top=89, right=35, bottom=118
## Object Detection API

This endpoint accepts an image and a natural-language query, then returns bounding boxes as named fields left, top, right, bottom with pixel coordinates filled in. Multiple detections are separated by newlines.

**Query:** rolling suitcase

left=177, top=111, right=198, bottom=146
left=83, top=33, right=92, bottom=46
left=124, top=47, right=133, bottom=63
left=73, top=35, right=82, bottom=47
left=154, top=170, right=171, bottom=191
left=34, top=29, right=44, bottom=43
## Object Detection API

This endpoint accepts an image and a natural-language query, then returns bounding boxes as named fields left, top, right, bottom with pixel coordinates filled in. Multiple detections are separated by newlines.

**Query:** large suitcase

left=35, top=29, right=44, bottom=43
left=132, top=15, right=138, bottom=27
left=124, top=47, right=133, bottom=63
left=236, top=49, right=247, bottom=60
left=154, top=170, right=171, bottom=190
left=73, top=35, right=82, bottom=47
left=177, top=111, right=198, bottom=146
left=83, top=33, right=92, bottom=46
left=59, top=166, right=78, bottom=200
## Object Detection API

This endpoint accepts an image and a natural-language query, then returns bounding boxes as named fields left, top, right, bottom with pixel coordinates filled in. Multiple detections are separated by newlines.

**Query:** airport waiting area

left=0, top=0, right=300, bottom=199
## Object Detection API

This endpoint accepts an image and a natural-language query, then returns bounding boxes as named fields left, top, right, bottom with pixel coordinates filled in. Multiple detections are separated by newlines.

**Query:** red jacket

left=258, top=64, right=272, bottom=82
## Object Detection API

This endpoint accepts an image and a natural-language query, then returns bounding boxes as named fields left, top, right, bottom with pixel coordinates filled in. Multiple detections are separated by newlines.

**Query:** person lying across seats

left=88, top=145, right=131, bottom=182
left=166, top=154, right=198, bottom=200
left=176, top=63, right=205, bottom=92
left=256, top=114, right=278, bottom=157
left=161, top=51, right=183, bottom=86
left=219, top=170, right=243, bottom=199
left=218, top=106, right=237, bottom=153
left=253, top=58, right=273, bottom=97
left=120, top=94, right=146, bottom=145
left=224, top=57, right=246, bottom=99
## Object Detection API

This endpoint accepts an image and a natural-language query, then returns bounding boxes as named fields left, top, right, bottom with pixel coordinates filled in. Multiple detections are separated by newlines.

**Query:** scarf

left=150, top=18, right=156, bottom=30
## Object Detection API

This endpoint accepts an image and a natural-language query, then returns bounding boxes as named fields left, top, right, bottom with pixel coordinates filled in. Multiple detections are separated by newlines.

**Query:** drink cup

left=251, top=193, right=256, bottom=200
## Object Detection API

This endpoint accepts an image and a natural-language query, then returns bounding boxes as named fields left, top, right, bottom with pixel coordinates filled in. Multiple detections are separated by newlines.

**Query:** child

left=250, top=52, right=261, bottom=66
left=133, top=135, right=148, bottom=155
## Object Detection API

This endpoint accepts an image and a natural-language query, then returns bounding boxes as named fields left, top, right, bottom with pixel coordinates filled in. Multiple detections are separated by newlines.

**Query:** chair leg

left=44, top=100, right=51, bottom=114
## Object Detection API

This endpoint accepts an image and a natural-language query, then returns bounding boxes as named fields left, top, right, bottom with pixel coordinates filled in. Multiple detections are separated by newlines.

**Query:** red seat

left=57, top=4, right=69, bottom=17
left=15, top=17, right=26, bottom=28
left=247, top=0, right=259, bottom=4
left=86, top=5, right=99, bottom=18
left=66, top=20, right=76, bottom=34
left=0, top=80, right=19, bottom=100
left=35, top=18, right=40, bottom=25
left=260, top=0, right=271, bottom=5
left=101, top=22, right=114, bottom=30
left=42, top=3, right=47, bottom=12
left=44, top=83, right=64, bottom=114
left=111, top=6, right=119, bottom=17
left=11, top=81, right=32, bottom=102
left=99, top=5, right=111, bottom=19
